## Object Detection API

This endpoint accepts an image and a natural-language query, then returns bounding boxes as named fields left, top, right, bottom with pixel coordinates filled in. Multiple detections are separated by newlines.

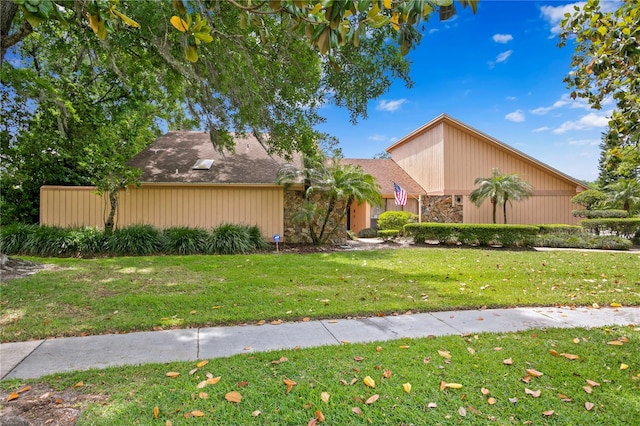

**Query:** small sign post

left=273, top=233, right=281, bottom=252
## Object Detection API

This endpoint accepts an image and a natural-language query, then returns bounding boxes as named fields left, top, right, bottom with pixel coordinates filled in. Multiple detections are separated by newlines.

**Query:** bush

left=247, top=225, right=270, bottom=251
left=377, top=229, right=399, bottom=241
left=571, top=189, right=607, bottom=210
left=0, top=223, right=37, bottom=255
left=377, top=211, right=417, bottom=233
left=207, top=223, right=255, bottom=255
left=357, top=228, right=378, bottom=238
left=580, top=218, right=640, bottom=239
left=536, top=225, right=584, bottom=235
left=72, top=227, right=108, bottom=256
left=572, top=209, right=628, bottom=218
left=107, top=224, right=164, bottom=256
left=535, top=233, right=632, bottom=250
left=22, top=225, right=78, bottom=257
left=163, top=227, right=208, bottom=255
left=404, top=223, right=539, bottom=247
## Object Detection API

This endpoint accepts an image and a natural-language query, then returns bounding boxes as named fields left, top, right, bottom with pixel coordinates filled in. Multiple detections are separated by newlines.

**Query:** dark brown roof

left=341, top=159, right=426, bottom=196
left=128, top=131, right=302, bottom=184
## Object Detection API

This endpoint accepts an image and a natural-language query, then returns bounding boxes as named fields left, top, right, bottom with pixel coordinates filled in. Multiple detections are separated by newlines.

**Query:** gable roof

left=128, top=131, right=301, bottom=184
left=342, top=158, right=426, bottom=196
left=386, top=114, right=587, bottom=191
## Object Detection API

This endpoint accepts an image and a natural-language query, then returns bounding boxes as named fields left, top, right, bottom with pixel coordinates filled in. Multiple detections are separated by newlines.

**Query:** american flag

left=393, top=182, right=407, bottom=206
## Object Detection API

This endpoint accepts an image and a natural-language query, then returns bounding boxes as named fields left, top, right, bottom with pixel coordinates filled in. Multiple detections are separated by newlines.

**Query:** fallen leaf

left=402, top=383, right=412, bottom=393
left=562, top=353, right=580, bottom=360
left=252, top=410, right=261, bottom=417
left=238, top=381, right=249, bottom=387
left=542, top=410, right=554, bottom=417
left=438, top=350, right=451, bottom=359
left=458, top=406, right=467, bottom=417
left=6, top=393, right=19, bottom=402
left=302, top=317, right=311, bottom=322
left=225, top=391, right=242, bottom=403
left=166, top=420, right=172, bottom=426
left=503, top=358, right=513, bottom=365
left=365, top=394, right=379, bottom=404
left=494, top=347, right=503, bottom=351
left=620, top=363, right=629, bottom=370
left=607, top=340, right=623, bottom=346
left=382, top=369, right=392, bottom=379
left=487, top=397, right=497, bottom=405
left=350, top=378, right=358, bottom=386
left=73, top=381, right=84, bottom=388
left=315, top=409, right=326, bottom=422
left=270, top=319, right=283, bottom=325
left=548, top=349, right=560, bottom=357
left=467, top=347, right=476, bottom=355
left=610, top=302, right=622, bottom=308
left=207, top=376, right=221, bottom=385
left=400, top=345, right=410, bottom=349
left=558, top=393, right=572, bottom=402
left=526, top=369, right=544, bottom=377
left=272, top=356, right=289, bottom=364
left=583, top=385, right=593, bottom=394
left=427, top=402, right=437, bottom=408
left=376, top=346, right=383, bottom=352
left=585, top=402, right=594, bottom=411
left=444, top=382, right=463, bottom=389
left=321, top=391, right=330, bottom=403
left=165, top=372, right=180, bottom=378
left=308, top=418, right=317, bottom=426
left=352, top=407, right=363, bottom=415
left=189, top=368, right=198, bottom=375
left=55, top=398, right=63, bottom=404
left=586, top=379, right=600, bottom=387
left=196, top=360, right=209, bottom=368
left=573, top=338, right=581, bottom=344
left=191, top=410, right=205, bottom=417
left=522, top=375, right=532, bottom=384
left=153, top=406, right=159, bottom=419
left=256, top=320, right=266, bottom=325
left=284, top=378, right=297, bottom=394
left=525, top=388, right=541, bottom=398
left=619, top=336, right=629, bottom=343
left=353, top=356, right=364, bottom=362
left=509, top=397, right=518, bottom=404
left=17, top=386, right=31, bottom=394
left=363, top=376, right=376, bottom=388
left=481, top=387, right=490, bottom=395
left=340, top=340, right=350, bottom=344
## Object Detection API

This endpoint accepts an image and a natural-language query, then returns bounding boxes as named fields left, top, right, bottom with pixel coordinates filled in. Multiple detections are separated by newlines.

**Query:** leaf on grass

left=365, top=394, right=379, bottom=404
left=376, top=346, right=383, bottom=352
left=207, top=376, right=221, bottom=385
left=438, top=350, right=451, bottom=359
left=522, top=375, right=532, bottom=384
left=620, top=363, right=629, bottom=370
left=353, top=356, right=364, bottom=362
left=428, top=402, right=437, bottom=408
left=272, top=356, right=288, bottom=364
left=196, top=360, right=209, bottom=368
left=585, top=402, right=594, bottom=411
left=225, top=391, right=242, bottom=403
left=607, top=340, right=623, bottom=346
left=583, top=385, right=593, bottom=394
left=382, top=369, right=392, bottom=379
left=6, top=393, right=19, bottom=402
left=400, top=345, right=410, bottom=349
left=610, top=302, right=622, bottom=308
left=586, top=379, right=600, bottom=387
left=17, top=386, right=31, bottom=394
left=402, top=383, right=412, bottom=393
left=315, top=410, right=325, bottom=422
left=526, top=369, right=543, bottom=377
left=252, top=410, right=261, bottom=417
left=442, top=382, right=463, bottom=390
left=363, top=376, right=376, bottom=388
left=487, top=397, right=497, bottom=405
left=525, top=388, right=541, bottom=398
left=166, top=372, right=180, bottom=378
left=573, top=338, right=581, bottom=344
left=191, top=410, right=205, bottom=417
left=481, top=387, right=490, bottom=395
left=558, top=393, right=572, bottom=402
left=509, top=397, right=518, bottom=404
left=352, top=406, right=363, bottom=415
left=284, top=379, right=297, bottom=394
left=307, top=418, right=317, bottom=426
left=562, top=353, right=580, bottom=360
left=238, top=381, right=249, bottom=387
left=548, top=349, right=560, bottom=357
left=199, top=392, right=209, bottom=399
left=467, top=347, right=476, bottom=355
left=503, top=358, right=513, bottom=365
left=542, top=410, right=554, bottom=416
left=321, top=391, right=330, bottom=403
left=189, top=368, right=198, bottom=375
left=619, top=336, right=629, bottom=343
left=458, top=406, right=467, bottom=416
left=493, top=347, right=503, bottom=351
left=270, top=320, right=283, bottom=325
left=73, top=381, right=84, bottom=388
left=153, top=406, right=159, bottom=419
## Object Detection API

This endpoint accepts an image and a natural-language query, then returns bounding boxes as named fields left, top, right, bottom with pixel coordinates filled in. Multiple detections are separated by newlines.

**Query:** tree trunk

left=491, top=200, right=497, bottom=224
left=104, top=189, right=119, bottom=232
left=503, top=202, right=508, bottom=224
left=1, top=2, right=32, bottom=65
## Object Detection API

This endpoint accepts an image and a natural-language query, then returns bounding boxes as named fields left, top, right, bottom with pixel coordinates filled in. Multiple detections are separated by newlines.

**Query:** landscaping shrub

left=572, top=209, right=628, bottom=218
left=162, top=227, right=208, bottom=255
left=535, top=233, right=632, bottom=250
left=536, top=224, right=584, bottom=235
left=0, top=223, right=37, bottom=255
left=21, top=225, right=78, bottom=257
left=107, top=224, right=164, bottom=256
left=247, top=225, right=270, bottom=251
left=72, top=226, right=108, bottom=256
left=580, top=218, right=640, bottom=239
left=377, top=229, right=399, bottom=241
left=357, top=227, right=378, bottom=238
left=404, top=223, right=539, bottom=247
left=377, top=211, right=417, bottom=233
left=207, top=223, right=255, bottom=255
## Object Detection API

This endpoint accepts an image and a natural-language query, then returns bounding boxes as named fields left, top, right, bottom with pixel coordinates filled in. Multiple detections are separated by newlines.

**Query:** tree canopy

left=559, top=0, right=640, bottom=181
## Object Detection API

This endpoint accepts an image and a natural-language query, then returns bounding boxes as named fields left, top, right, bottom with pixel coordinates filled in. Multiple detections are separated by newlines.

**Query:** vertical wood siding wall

left=40, top=185, right=284, bottom=237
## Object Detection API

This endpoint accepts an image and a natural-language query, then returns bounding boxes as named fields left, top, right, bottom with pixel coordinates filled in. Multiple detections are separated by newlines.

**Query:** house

left=40, top=115, right=587, bottom=241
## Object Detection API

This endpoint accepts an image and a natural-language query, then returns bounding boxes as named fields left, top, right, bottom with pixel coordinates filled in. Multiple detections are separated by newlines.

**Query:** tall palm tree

left=469, top=169, right=534, bottom=224
left=605, top=178, right=640, bottom=213
left=278, top=155, right=382, bottom=245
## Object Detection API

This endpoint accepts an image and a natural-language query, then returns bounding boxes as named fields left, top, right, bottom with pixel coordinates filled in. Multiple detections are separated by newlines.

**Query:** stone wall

left=283, top=190, right=347, bottom=244
left=421, top=195, right=463, bottom=223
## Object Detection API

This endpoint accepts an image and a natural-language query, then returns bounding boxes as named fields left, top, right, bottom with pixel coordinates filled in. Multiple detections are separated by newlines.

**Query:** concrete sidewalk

left=2, top=306, right=638, bottom=380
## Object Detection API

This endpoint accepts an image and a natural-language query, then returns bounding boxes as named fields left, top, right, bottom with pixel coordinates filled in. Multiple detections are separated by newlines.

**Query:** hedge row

left=580, top=218, right=640, bottom=240
left=403, top=223, right=539, bottom=247
left=535, top=233, right=632, bottom=251
left=0, top=224, right=270, bottom=257
left=572, top=209, right=628, bottom=218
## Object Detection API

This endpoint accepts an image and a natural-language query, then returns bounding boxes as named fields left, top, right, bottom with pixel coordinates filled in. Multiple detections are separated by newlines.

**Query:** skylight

left=192, top=159, right=214, bottom=170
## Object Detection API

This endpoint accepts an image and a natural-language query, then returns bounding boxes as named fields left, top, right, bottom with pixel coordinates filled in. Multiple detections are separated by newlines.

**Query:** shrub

left=535, top=233, right=632, bottom=250
left=377, top=211, right=417, bottom=233
left=0, top=223, right=37, bottom=255
left=107, top=224, right=164, bottom=256
left=571, top=189, right=607, bottom=210
left=247, top=225, right=270, bottom=251
left=377, top=229, right=399, bottom=241
left=580, top=218, right=640, bottom=239
left=357, top=228, right=378, bottom=238
left=572, top=209, right=628, bottom=218
left=207, top=223, right=254, bottom=255
left=536, top=225, right=584, bottom=235
left=21, top=225, right=78, bottom=257
left=72, top=227, right=108, bottom=256
left=404, top=223, right=539, bottom=247
left=162, top=227, right=208, bottom=255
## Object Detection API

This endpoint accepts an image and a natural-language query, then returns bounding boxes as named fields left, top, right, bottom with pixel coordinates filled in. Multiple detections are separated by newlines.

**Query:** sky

left=316, top=0, right=621, bottom=183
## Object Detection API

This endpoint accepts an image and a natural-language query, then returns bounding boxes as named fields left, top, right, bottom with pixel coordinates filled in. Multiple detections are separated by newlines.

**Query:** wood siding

left=462, top=196, right=583, bottom=225
left=40, top=184, right=284, bottom=237
left=390, top=123, right=445, bottom=192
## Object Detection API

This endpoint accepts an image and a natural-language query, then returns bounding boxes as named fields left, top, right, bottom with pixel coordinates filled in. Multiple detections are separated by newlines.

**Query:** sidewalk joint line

left=319, top=320, right=341, bottom=344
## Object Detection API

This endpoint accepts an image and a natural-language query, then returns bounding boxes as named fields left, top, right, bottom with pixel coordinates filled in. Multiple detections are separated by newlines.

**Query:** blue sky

left=317, top=0, right=620, bottom=183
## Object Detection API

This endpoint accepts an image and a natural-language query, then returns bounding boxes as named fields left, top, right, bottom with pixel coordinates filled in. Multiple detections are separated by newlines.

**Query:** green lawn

left=1, top=247, right=639, bottom=424
left=1, top=248, right=639, bottom=342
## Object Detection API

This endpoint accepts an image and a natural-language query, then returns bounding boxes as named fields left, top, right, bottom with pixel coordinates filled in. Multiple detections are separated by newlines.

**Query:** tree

left=605, top=178, right=640, bottom=214
left=277, top=156, right=382, bottom=245
left=469, top=169, right=533, bottom=224
left=571, top=189, right=607, bottom=211
left=560, top=0, right=640, bottom=180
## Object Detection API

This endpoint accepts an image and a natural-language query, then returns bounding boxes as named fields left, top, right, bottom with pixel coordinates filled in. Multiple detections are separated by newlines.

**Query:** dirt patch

left=0, top=258, right=53, bottom=283
left=0, top=383, right=107, bottom=425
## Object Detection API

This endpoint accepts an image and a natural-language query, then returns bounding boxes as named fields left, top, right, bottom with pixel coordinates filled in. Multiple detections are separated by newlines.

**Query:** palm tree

left=605, top=178, right=640, bottom=213
left=469, top=169, right=534, bottom=224
left=278, top=155, right=382, bottom=245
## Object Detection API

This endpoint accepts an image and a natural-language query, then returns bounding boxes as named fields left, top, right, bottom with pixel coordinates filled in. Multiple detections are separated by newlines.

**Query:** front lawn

left=1, top=248, right=639, bottom=342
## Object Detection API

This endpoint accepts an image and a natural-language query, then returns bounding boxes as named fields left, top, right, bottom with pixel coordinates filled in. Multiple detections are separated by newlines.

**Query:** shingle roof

left=127, top=131, right=302, bottom=184
left=341, top=158, right=426, bottom=196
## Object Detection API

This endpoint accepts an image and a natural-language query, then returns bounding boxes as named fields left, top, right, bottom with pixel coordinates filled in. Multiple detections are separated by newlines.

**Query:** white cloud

left=533, top=126, right=551, bottom=132
left=567, top=138, right=600, bottom=146
left=377, top=99, right=407, bottom=112
left=531, top=94, right=592, bottom=115
left=496, top=50, right=513, bottom=63
left=553, top=111, right=611, bottom=133
left=505, top=110, right=525, bottom=122
left=540, top=2, right=585, bottom=35
left=506, top=96, right=518, bottom=101
left=493, top=34, right=513, bottom=43
left=368, top=134, right=387, bottom=142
